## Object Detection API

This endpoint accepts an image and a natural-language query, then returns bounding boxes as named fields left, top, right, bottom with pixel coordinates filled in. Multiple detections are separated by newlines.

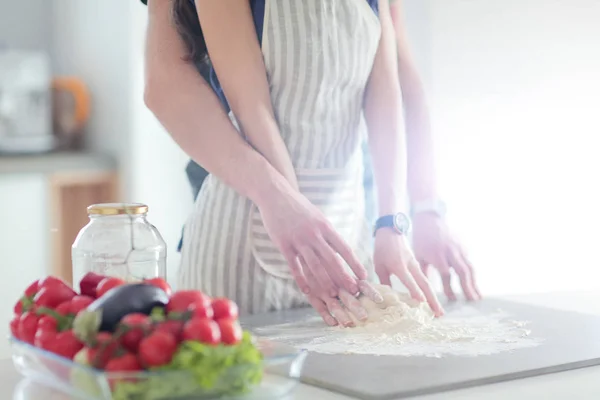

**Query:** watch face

left=393, top=213, right=411, bottom=234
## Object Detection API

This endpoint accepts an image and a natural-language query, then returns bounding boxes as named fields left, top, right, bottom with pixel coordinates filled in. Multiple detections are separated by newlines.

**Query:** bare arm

left=390, top=1, right=437, bottom=203
left=144, top=0, right=289, bottom=206
left=194, top=0, right=298, bottom=189
left=364, top=0, right=406, bottom=216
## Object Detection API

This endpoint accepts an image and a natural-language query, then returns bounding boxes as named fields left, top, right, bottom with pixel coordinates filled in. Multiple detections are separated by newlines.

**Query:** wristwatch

left=373, top=212, right=412, bottom=236
left=411, top=199, right=447, bottom=218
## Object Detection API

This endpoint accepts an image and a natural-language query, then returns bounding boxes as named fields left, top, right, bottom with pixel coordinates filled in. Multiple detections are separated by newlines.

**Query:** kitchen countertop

left=3, top=290, right=600, bottom=399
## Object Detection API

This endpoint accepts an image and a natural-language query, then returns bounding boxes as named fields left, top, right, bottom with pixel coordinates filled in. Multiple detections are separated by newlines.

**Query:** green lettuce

left=111, top=331, right=263, bottom=400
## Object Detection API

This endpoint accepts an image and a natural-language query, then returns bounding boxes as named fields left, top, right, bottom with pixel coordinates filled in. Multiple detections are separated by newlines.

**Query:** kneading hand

left=412, top=213, right=480, bottom=301
left=374, top=229, right=444, bottom=317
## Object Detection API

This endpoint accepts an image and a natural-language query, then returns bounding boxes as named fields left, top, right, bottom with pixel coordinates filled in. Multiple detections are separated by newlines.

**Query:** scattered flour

left=254, top=285, right=543, bottom=358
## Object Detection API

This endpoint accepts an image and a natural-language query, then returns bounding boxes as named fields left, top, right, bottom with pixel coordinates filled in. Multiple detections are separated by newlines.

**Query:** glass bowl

left=10, top=336, right=306, bottom=400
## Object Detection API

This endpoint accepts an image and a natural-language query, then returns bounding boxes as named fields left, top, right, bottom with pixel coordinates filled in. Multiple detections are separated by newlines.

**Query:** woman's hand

left=374, top=229, right=444, bottom=316
left=256, top=181, right=369, bottom=298
left=412, top=213, right=481, bottom=301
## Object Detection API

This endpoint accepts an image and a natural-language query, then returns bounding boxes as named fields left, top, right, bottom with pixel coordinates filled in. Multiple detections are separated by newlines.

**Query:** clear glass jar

left=71, top=203, right=167, bottom=285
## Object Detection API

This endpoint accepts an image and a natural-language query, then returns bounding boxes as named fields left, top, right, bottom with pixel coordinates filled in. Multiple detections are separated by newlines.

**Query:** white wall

left=429, top=0, right=600, bottom=295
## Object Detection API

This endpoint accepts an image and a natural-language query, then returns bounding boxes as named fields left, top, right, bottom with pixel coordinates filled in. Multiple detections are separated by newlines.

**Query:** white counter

left=4, top=291, right=600, bottom=399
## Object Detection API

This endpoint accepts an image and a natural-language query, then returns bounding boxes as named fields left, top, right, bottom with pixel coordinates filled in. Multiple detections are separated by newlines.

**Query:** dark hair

left=172, top=0, right=209, bottom=66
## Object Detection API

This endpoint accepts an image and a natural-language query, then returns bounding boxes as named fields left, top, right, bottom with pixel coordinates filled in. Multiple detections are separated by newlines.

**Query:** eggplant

left=86, top=283, right=169, bottom=332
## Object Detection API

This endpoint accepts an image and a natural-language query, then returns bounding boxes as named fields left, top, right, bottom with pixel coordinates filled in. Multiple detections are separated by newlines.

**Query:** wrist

left=247, top=156, right=294, bottom=209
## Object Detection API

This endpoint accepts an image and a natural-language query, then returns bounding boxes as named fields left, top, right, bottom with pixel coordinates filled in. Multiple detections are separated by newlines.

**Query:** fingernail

left=357, top=309, right=369, bottom=321
left=302, top=287, right=310, bottom=295
left=326, top=316, right=337, bottom=326
left=373, top=293, right=384, bottom=304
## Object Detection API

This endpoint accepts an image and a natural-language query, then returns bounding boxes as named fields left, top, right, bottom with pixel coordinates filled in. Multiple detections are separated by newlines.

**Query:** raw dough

left=347, top=284, right=435, bottom=329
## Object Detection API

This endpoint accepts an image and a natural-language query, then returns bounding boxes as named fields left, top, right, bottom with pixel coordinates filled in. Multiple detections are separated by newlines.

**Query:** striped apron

left=179, top=0, right=382, bottom=315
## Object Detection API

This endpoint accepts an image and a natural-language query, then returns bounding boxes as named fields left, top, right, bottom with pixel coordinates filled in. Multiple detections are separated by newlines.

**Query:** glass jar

left=71, top=203, right=167, bottom=286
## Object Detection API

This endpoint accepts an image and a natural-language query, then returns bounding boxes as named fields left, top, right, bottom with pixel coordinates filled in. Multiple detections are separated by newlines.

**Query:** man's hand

left=412, top=213, right=481, bottom=301
left=374, top=229, right=444, bottom=316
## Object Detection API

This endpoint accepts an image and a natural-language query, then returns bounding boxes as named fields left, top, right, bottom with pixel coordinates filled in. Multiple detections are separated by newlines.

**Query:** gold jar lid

left=87, top=203, right=149, bottom=216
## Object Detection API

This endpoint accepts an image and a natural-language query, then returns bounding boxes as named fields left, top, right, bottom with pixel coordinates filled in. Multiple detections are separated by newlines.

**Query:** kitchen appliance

left=0, top=50, right=54, bottom=154
left=243, top=299, right=600, bottom=400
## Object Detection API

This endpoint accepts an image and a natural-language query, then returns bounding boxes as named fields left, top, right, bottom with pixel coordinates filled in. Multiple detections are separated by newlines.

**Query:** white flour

left=254, top=295, right=543, bottom=358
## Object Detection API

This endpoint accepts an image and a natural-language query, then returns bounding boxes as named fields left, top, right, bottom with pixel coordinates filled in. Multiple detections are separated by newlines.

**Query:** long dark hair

left=172, top=0, right=209, bottom=67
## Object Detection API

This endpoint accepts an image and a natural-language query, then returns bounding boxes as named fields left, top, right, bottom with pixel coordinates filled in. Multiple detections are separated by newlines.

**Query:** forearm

left=365, top=0, right=407, bottom=216
left=400, top=66, right=438, bottom=204
left=390, top=1, right=438, bottom=204
left=144, top=1, right=287, bottom=207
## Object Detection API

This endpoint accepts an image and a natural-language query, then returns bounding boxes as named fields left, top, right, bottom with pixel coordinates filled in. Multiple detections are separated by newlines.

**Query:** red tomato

left=69, top=295, right=95, bottom=315
left=46, top=330, right=84, bottom=359
left=211, top=298, right=239, bottom=320
left=96, top=277, right=126, bottom=298
left=167, top=290, right=211, bottom=315
left=144, top=278, right=172, bottom=296
left=105, top=352, right=141, bottom=373
left=182, top=318, right=221, bottom=345
left=13, top=299, right=23, bottom=316
left=154, top=320, right=184, bottom=341
left=24, top=280, right=40, bottom=297
left=119, top=313, right=152, bottom=352
left=88, top=332, right=119, bottom=368
left=79, top=272, right=107, bottom=298
left=55, top=301, right=72, bottom=316
left=37, top=315, right=58, bottom=332
left=38, top=276, right=70, bottom=290
left=34, top=285, right=76, bottom=309
left=190, top=303, right=214, bottom=319
left=217, top=319, right=243, bottom=345
left=10, top=316, right=20, bottom=339
left=18, top=312, right=40, bottom=344
left=138, top=331, right=177, bottom=367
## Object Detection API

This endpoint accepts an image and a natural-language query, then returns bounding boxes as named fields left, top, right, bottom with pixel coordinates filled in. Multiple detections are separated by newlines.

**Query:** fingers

left=313, top=235, right=359, bottom=295
left=298, top=246, right=337, bottom=297
left=358, top=280, right=384, bottom=304
left=376, top=268, right=392, bottom=286
left=324, top=227, right=368, bottom=281
left=306, top=294, right=338, bottom=326
left=408, top=260, right=444, bottom=317
left=338, top=289, right=368, bottom=322
left=458, top=246, right=482, bottom=299
left=282, top=248, right=310, bottom=294
left=447, top=247, right=478, bottom=301
left=324, top=296, right=354, bottom=327
left=395, top=265, right=426, bottom=303
left=433, top=253, right=456, bottom=302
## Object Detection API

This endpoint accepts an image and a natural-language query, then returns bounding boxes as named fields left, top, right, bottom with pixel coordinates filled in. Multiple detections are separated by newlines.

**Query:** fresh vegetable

left=182, top=318, right=221, bottom=345
left=34, top=283, right=76, bottom=309
left=86, top=283, right=169, bottom=332
left=211, top=298, right=239, bottom=320
left=87, top=332, right=120, bottom=368
left=79, top=272, right=107, bottom=298
left=144, top=277, right=172, bottom=296
left=138, top=331, right=178, bottom=367
left=119, top=313, right=152, bottom=352
left=167, top=290, right=211, bottom=315
left=10, top=316, right=20, bottom=339
left=96, top=277, right=126, bottom=299
left=105, top=352, right=141, bottom=373
left=69, top=295, right=95, bottom=315
left=46, top=330, right=84, bottom=359
left=154, top=320, right=184, bottom=341
left=217, top=318, right=243, bottom=345
left=18, top=312, right=39, bottom=344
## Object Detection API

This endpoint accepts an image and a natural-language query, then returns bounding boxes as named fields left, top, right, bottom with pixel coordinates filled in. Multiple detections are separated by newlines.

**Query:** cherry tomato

left=37, top=315, right=58, bottom=332
left=13, top=299, right=23, bottom=316
left=96, top=277, right=126, bottom=298
left=144, top=277, right=172, bottom=296
left=217, top=319, right=243, bottom=345
left=88, top=332, right=119, bottom=368
left=119, top=313, right=152, bottom=352
left=154, top=320, right=184, bottom=341
left=167, top=290, right=211, bottom=315
left=138, top=331, right=177, bottom=367
left=18, top=312, right=40, bottom=344
left=182, top=318, right=221, bottom=345
left=46, top=330, right=84, bottom=359
left=34, top=285, right=76, bottom=309
left=79, top=272, right=107, bottom=298
left=69, top=295, right=94, bottom=315
left=55, top=301, right=72, bottom=316
left=10, top=316, right=20, bottom=339
left=211, top=298, right=239, bottom=320
left=190, top=302, right=214, bottom=319
left=105, top=352, right=141, bottom=373
left=24, top=280, right=40, bottom=297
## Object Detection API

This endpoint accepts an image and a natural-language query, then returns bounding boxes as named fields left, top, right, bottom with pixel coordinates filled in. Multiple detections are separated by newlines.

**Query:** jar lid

left=87, top=203, right=149, bottom=216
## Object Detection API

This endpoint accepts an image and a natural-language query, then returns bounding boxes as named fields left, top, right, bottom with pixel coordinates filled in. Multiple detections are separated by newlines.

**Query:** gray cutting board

left=241, top=299, right=600, bottom=400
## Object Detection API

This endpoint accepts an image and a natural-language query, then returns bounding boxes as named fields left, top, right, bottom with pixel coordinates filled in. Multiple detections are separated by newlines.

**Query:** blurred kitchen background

left=0, top=0, right=599, bottom=355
